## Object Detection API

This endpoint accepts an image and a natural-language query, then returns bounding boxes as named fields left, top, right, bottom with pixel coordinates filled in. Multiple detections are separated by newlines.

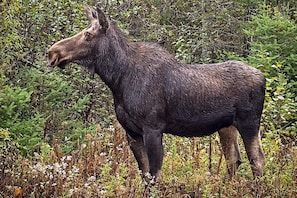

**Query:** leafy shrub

left=0, top=84, right=45, bottom=155
left=244, top=4, right=297, bottom=95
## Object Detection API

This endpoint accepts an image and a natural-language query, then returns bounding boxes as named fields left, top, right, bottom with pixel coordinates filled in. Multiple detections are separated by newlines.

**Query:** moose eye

left=84, top=32, right=92, bottom=41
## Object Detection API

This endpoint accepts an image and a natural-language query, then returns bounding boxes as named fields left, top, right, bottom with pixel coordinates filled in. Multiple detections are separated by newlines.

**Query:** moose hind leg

left=126, top=132, right=149, bottom=178
left=219, top=126, right=242, bottom=178
left=237, top=123, right=265, bottom=177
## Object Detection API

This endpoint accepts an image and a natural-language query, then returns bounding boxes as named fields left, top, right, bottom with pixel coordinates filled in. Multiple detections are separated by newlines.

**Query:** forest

left=0, top=0, right=296, bottom=197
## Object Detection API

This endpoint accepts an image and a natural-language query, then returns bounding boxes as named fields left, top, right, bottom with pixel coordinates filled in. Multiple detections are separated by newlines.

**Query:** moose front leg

left=218, top=126, right=242, bottom=178
left=143, top=129, right=164, bottom=184
left=126, top=132, right=150, bottom=178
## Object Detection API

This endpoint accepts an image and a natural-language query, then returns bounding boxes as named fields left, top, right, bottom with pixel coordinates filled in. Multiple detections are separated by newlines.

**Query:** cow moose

left=48, top=5, right=265, bottom=184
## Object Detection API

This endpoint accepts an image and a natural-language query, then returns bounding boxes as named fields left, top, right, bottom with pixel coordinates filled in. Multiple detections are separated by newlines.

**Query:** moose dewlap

left=48, top=5, right=265, bottom=184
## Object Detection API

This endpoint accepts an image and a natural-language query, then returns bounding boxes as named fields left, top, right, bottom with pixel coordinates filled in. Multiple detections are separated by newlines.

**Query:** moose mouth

left=49, top=57, right=69, bottom=69
left=57, top=60, right=68, bottom=69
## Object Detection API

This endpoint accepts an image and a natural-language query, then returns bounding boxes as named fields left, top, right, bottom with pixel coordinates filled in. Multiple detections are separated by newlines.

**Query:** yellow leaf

left=13, top=187, right=22, bottom=197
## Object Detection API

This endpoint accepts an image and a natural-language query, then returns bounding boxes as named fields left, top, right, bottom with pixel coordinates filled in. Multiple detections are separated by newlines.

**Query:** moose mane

left=107, top=21, right=131, bottom=53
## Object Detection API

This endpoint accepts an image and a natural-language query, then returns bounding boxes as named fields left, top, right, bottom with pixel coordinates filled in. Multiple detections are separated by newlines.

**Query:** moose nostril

left=48, top=54, right=57, bottom=66
left=50, top=58, right=58, bottom=66
left=47, top=50, right=59, bottom=66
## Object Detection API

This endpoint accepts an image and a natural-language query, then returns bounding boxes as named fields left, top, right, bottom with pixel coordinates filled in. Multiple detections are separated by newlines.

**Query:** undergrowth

left=1, top=119, right=296, bottom=197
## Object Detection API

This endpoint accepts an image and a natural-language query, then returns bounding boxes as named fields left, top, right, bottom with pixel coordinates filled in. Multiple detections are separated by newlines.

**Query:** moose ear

left=96, top=7, right=109, bottom=33
left=84, top=5, right=97, bottom=22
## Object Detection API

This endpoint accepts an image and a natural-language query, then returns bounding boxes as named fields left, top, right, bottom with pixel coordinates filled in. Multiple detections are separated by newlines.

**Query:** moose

left=48, top=5, right=265, bottom=184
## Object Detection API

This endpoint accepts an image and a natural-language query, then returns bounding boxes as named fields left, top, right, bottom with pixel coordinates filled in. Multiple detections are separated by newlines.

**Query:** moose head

left=47, top=5, right=109, bottom=73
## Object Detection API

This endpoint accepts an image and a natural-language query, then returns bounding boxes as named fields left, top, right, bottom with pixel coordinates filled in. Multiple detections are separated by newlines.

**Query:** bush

left=0, top=84, right=45, bottom=155
left=244, top=4, right=297, bottom=95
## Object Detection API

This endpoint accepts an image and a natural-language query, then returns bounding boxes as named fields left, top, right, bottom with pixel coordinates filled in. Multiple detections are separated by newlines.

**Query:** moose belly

left=165, top=113, right=234, bottom=137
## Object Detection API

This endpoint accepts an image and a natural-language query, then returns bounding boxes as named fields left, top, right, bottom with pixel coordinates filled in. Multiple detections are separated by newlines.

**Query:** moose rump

left=47, top=4, right=266, bottom=184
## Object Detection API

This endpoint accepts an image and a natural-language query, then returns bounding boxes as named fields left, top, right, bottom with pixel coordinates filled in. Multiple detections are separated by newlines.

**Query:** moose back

left=48, top=5, right=265, bottom=183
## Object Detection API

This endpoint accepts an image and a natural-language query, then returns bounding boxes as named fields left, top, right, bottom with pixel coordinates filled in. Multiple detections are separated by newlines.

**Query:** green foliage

left=0, top=128, right=10, bottom=142
left=0, top=84, right=45, bottom=155
left=262, top=69, right=297, bottom=140
left=244, top=5, right=297, bottom=80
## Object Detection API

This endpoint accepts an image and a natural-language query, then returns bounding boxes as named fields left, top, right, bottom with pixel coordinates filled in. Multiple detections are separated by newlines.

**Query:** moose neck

left=93, top=24, right=135, bottom=94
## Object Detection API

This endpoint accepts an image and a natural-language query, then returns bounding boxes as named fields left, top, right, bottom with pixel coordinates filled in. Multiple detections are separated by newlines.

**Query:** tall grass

left=1, top=120, right=296, bottom=197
